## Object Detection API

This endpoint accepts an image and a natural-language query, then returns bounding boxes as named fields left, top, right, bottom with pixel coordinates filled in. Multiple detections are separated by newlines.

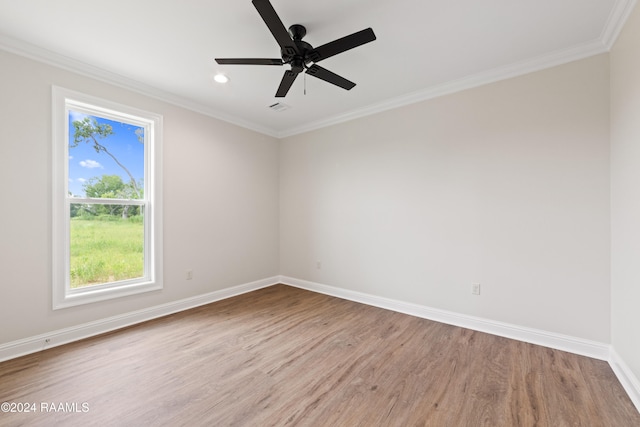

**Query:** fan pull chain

left=304, top=72, right=307, bottom=95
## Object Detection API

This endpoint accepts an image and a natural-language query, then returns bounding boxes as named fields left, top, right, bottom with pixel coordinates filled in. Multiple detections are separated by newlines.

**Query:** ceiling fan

left=215, top=0, right=376, bottom=97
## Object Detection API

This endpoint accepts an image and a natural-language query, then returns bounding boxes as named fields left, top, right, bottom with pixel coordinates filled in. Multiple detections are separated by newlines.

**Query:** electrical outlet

left=186, top=270, right=193, bottom=280
left=471, top=283, right=481, bottom=295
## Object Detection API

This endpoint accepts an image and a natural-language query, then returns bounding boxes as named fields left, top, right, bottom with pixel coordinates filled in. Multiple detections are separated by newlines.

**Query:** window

left=52, top=87, right=163, bottom=309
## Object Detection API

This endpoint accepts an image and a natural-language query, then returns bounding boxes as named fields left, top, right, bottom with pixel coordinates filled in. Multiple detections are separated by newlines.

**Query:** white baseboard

left=279, top=276, right=610, bottom=361
left=610, top=348, right=640, bottom=413
left=3, top=274, right=638, bottom=414
left=280, top=276, right=640, bottom=413
left=0, top=276, right=279, bottom=363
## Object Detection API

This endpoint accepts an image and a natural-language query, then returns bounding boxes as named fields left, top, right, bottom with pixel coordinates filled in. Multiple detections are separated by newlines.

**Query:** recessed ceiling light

left=213, top=74, right=229, bottom=84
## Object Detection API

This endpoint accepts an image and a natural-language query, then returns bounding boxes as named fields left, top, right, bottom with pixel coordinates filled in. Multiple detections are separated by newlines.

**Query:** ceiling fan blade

left=308, top=28, right=376, bottom=63
left=306, top=64, right=356, bottom=90
left=252, top=0, right=299, bottom=57
left=275, top=70, right=298, bottom=97
left=215, top=58, right=283, bottom=65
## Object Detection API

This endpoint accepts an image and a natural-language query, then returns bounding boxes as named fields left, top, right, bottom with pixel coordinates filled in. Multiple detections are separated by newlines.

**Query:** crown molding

left=602, top=0, right=638, bottom=50
left=277, top=39, right=607, bottom=138
left=3, top=0, right=637, bottom=140
left=0, top=33, right=280, bottom=138
left=279, top=0, right=637, bottom=138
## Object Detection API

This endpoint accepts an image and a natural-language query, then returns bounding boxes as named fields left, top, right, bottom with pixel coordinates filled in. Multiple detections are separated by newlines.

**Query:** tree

left=84, top=174, right=126, bottom=198
left=80, top=175, right=141, bottom=218
left=71, top=117, right=141, bottom=199
left=69, top=192, right=81, bottom=217
left=72, top=117, right=144, bottom=219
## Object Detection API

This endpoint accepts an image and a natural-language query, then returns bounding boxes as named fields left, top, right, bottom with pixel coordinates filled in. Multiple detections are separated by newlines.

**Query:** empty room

left=1, top=0, right=640, bottom=425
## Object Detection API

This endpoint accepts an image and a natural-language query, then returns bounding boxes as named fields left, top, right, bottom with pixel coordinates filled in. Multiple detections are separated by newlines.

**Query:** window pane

left=68, top=110, right=145, bottom=199
left=53, top=87, right=162, bottom=309
left=69, top=204, right=145, bottom=288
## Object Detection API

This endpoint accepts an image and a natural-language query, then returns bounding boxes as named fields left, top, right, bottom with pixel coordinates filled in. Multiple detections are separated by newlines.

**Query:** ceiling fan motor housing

left=282, top=25, right=314, bottom=71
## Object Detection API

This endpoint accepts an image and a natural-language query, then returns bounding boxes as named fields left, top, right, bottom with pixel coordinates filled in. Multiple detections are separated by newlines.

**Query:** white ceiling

left=0, top=0, right=634, bottom=137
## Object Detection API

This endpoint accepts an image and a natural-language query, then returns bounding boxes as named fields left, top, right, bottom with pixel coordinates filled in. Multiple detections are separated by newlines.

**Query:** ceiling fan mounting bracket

left=288, top=24, right=306, bottom=41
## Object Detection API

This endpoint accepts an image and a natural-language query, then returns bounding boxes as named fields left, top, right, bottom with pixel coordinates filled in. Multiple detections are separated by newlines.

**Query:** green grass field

left=70, top=217, right=144, bottom=288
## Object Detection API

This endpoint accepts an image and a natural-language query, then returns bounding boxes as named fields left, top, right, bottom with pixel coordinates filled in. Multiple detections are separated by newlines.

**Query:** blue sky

left=68, top=111, right=145, bottom=197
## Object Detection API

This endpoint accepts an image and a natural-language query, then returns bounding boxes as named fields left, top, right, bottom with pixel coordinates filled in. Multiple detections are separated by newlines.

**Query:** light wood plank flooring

left=1, top=284, right=638, bottom=426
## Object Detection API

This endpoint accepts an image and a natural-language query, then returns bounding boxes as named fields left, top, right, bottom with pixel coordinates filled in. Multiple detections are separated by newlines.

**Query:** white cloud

left=77, top=178, right=87, bottom=183
left=79, top=159, right=103, bottom=169
left=69, top=111, right=90, bottom=123
left=69, top=155, right=74, bottom=160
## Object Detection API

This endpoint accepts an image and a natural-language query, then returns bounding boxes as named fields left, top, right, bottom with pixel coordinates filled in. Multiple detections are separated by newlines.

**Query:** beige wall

left=1, top=20, right=635, bottom=385
left=611, top=3, right=640, bottom=382
left=280, top=54, right=611, bottom=342
left=0, top=50, right=280, bottom=343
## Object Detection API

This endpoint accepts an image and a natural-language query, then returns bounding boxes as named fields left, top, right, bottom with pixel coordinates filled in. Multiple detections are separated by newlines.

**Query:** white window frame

left=52, top=86, right=163, bottom=309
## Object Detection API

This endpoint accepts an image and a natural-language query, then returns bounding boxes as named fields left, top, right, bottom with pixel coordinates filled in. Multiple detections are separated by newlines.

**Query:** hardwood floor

left=1, top=284, right=638, bottom=426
